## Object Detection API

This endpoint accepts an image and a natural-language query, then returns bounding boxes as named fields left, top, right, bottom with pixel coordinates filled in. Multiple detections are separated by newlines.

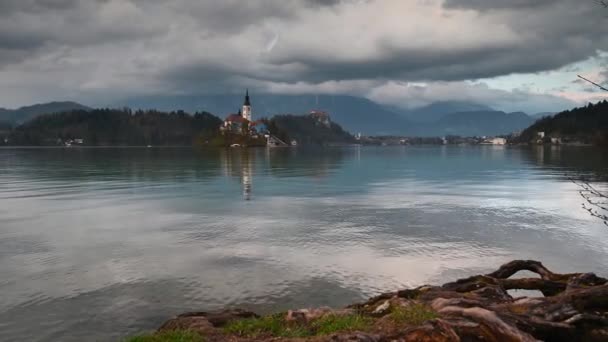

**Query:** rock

left=157, top=308, right=260, bottom=339
left=371, top=300, right=390, bottom=316
left=157, top=315, right=214, bottom=334
left=327, top=332, right=379, bottom=341
left=152, top=260, right=608, bottom=341
left=286, top=307, right=337, bottom=323
left=397, top=319, right=460, bottom=342
left=176, top=309, right=259, bottom=327
left=286, top=307, right=356, bottom=324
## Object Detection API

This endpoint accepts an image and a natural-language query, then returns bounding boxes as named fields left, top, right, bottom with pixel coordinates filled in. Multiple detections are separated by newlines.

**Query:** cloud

left=0, top=0, right=606, bottom=111
left=0, top=0, right=81, bottom=15
left=443, top=0, right=556, bottom=11
left=367, top=81, right=578, bottom=113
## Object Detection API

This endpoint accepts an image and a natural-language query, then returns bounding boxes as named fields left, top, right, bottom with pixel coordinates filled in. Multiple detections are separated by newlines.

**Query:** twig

left=570, top=176, right=608, bottom=226
left=577, top=75, right=608, bottom=92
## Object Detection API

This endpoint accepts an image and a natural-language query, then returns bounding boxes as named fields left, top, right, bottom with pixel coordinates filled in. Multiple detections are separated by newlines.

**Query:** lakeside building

left=481, top=137, right=507, bottom=145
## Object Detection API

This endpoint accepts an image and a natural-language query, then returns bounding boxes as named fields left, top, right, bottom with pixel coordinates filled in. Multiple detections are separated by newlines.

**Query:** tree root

left=156, top=260, right=608, bottom=341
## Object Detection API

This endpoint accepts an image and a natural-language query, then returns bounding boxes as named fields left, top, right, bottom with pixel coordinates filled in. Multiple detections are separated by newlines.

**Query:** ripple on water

left=1, top=147, right=608, bottom=342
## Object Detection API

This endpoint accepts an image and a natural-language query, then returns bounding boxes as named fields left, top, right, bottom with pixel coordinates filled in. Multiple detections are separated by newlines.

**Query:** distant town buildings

left=536, top=131, right=546, bottom=144
left=60, top=138, right=84, bottom=147
left=481, top=137, right=507, bottom=145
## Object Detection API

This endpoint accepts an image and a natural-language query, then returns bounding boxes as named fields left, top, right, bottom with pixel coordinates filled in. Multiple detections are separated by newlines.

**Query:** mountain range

left=118, top=94, right=407, bottom=135
left=118, top=94, right=537, bottom=136
left=0, top=95, right=540, bottom=137
left=402, top=101, right=494, bottom=123
left=0, top=101, right=91, bottom=126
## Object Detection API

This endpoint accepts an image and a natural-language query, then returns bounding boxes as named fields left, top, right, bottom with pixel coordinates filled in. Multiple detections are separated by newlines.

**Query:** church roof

left=225, top=114, right=247, bottom=123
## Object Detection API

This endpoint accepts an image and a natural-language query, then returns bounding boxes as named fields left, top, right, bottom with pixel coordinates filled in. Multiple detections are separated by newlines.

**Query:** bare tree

left=570, top=177, right=608, bottom=226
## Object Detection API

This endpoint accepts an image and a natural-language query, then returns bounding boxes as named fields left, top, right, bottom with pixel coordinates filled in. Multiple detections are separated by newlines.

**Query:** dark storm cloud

left=0, top=0, right=606, bottom=108
left=252, top=0, right=608, bottom=84
left=443, top=0, right=556, bottom=11
left=0, top=0, right=166, bottom=69
left=0, top=0, right=102, bottom=16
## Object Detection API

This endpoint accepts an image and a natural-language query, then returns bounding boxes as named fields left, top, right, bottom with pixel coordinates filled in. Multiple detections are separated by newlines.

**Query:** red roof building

left=225, top=113, right=247, bottom=123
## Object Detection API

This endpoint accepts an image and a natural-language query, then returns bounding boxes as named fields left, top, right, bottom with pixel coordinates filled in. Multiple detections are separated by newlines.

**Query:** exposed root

left=154, top=260, right=608, bottom=341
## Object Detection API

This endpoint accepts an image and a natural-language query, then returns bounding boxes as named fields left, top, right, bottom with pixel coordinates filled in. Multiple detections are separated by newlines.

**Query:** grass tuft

left=311, top=314, right=373, bottom=335
left=223, top=312, right=373, bottom=338
left=124, top=330, right=204, bottom=342
left=223, top=314, right=311, bottom=338
left=390, top=303, right=438, bottom=326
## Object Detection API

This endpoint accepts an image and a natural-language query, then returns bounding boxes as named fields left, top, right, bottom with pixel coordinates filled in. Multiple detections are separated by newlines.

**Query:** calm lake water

left=1, top=146, right=608, bottom=341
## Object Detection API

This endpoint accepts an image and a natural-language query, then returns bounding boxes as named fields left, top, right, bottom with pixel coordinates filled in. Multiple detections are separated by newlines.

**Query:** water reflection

left=1, top=146, right=608, bottom=342
left=221, top=150, right=254, bottom=200
left=265, top=147, right=349, bottom=178
left=519, top=146, right=608, bottom=181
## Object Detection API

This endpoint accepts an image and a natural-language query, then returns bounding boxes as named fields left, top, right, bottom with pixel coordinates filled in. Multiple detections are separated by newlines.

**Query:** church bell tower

left=242, top=89, right=252, bottom=121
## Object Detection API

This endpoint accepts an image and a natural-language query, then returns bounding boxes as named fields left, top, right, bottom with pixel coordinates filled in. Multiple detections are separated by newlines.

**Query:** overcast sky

left=0, top=0, right=607, bottom=113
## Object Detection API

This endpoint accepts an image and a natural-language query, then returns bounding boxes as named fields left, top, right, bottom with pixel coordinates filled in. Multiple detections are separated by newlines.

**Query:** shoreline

left=131, top=260, right=608, bottom=341
left=0, top=143, right=601, bottom=149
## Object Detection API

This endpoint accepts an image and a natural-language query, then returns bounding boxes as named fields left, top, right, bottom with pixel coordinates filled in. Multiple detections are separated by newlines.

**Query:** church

left=221, top=90, right=266, bottom=135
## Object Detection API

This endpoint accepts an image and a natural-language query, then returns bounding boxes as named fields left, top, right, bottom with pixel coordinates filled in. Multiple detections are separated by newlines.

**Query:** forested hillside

left=518, top=100, right=608, bottom=144
left=0, top=101, right=91, bottom=125
left=265, top=114, right=355, bottom=145
left=6, top=109, right=222, bottom=146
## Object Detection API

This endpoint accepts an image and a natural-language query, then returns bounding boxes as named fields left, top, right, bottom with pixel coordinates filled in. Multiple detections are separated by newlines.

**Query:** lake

left=1, top=146, right=608, bottom=341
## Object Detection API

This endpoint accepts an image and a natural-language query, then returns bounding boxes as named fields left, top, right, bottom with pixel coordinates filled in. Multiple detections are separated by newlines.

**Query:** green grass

left=222, top=313, right=373, bottom=338
left=311, top=314, right=373, bottom=335
left=390, top=303, right=438, bottom=326
left=223, top=313, right=311, bottom=338
left=124, top=330, right=204, bottom=342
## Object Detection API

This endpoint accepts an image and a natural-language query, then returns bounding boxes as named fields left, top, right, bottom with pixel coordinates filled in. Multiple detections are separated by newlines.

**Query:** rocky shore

left=143, top=260, right=607, bottom=341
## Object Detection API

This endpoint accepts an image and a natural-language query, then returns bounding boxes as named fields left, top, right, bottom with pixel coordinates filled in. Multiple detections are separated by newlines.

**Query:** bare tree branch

left=577, top=75, right=608, bottom=92
left=570, top=176, right=608, bottom=226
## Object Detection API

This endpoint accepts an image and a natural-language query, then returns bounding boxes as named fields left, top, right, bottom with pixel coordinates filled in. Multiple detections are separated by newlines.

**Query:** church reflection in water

left=220, top=149, right=254, bottom=200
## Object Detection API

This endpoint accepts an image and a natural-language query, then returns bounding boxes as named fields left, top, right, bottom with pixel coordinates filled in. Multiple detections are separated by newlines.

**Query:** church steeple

left=244, top=89, right=251, bottom=106
left=242, top=89, right=252, bottom=121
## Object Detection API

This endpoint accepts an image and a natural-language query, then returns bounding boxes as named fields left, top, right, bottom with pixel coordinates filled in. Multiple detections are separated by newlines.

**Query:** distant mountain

left=2, top=96, right=540, bottom=138
left=117, top=94, right=410, bottom=135
left=114, top=95, right=543, bottom=137
left=517, top=100, right=608, bottom=145
left=0, top=101, right=91, bottom=125
left=419, top=111, right=534, bottom=137
left=404, top=101, right=494, bottom=123
left=530, top=112, right=555, bottom=120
